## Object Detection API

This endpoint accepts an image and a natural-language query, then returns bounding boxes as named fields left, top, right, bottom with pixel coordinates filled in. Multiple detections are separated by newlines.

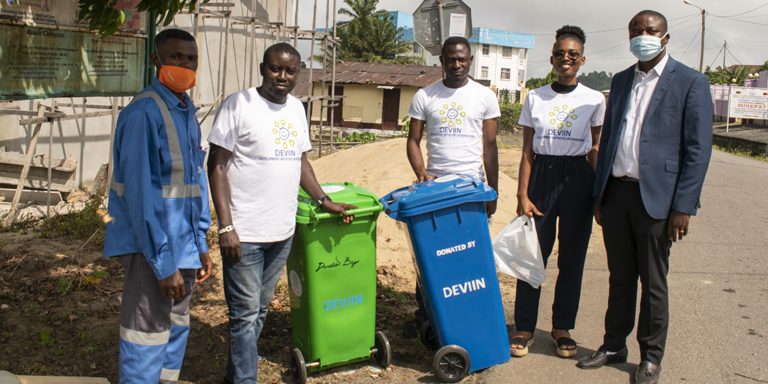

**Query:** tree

left=577, top=70, right=613, bottom=91
left=77, top=0, right=209, bottom=35
left=705, top=65, right=750, bottom=84
left=320, top=0, right=423, bottom=65
left=525, top=71, right=557, bottom=89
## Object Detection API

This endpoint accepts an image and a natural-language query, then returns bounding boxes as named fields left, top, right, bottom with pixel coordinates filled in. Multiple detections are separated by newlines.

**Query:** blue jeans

left=222, top=238, right=293, bottom=384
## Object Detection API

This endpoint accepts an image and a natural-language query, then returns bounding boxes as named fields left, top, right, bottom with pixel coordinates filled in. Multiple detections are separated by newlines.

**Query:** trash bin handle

left=310, top=205, right=382, bottom=222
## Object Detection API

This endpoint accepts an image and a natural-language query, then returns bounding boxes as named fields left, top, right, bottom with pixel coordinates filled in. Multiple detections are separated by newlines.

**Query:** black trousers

left=513, top=155, right=593, bottom=332
left=600, top=178, right=671, bottom=364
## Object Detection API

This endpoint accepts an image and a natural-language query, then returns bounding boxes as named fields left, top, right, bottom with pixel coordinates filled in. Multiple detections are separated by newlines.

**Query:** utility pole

left=684, top=0, right=706, bottom=72
left=723, top=41, right=727, bottom=69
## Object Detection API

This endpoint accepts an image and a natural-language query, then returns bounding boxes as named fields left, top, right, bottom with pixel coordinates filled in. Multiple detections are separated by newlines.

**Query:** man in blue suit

left=576, top=10, right=712, bottom=384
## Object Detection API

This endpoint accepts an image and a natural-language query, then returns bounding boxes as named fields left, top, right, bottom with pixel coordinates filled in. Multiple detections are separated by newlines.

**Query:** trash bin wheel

left=290, top=348, right=307, bottom=384
left=419, top=320, right=439, bottom=351
left=433, top=345, right=470, bottom=383
left=372, top=330, right=392, bottom=368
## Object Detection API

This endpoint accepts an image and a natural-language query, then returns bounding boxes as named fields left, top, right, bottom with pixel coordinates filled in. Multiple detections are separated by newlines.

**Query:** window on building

left=413, top=42, right=421, bottom=54
left=519, top=49, right=527, bottom=60
left=500, top=68, right=511, bottom=80
left=502, top=47, right=513, bottom=58
left=482, top=44, right=490, bottom=55
left=480, top=66, right=489, bottom=79
left=518, top=70, right=526, bottom=85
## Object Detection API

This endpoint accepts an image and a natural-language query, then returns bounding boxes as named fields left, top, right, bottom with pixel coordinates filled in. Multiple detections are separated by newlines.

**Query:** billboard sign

left=413, top=0, right=472, bottom=56
left=0, top=1, right=146, bottom=99
left=0, top=24, right=146, bottom=100
left=728, top=86, right=768, bottom=120
left=0, top=0, right=145, bottom=33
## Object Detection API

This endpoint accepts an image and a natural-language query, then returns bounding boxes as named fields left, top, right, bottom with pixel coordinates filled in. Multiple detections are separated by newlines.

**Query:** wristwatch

left=316, top=194, right=331, bottom=206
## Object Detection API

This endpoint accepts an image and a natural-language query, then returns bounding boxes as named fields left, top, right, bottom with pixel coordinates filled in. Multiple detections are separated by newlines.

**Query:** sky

left=295, top=0, right=768, bottom=79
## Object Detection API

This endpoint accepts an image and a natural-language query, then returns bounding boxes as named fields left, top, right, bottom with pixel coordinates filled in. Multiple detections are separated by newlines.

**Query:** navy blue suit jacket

left=593, top=56, right=713, bottom=220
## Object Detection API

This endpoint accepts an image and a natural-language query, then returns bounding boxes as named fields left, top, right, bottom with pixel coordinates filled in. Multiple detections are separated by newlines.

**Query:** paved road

left=480, top=150, right=768, bottom=384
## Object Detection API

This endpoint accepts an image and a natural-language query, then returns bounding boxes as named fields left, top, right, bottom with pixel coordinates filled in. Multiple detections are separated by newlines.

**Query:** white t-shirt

left=518, top=83, right=606, bottom=156
left=409, top=79, right=501, bottom=179
left=207, top=89, right=311, bottom=242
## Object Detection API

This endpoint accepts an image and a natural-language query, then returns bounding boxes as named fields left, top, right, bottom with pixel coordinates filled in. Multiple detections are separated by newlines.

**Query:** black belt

left=533, top=154, right=587, bottom=162
left=612, top=175, right=639, bottom=182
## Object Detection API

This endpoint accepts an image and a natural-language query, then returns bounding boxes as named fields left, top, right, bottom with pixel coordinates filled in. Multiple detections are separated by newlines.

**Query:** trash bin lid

left=379, top=175, right=497, bottom=220
left=296, top=182, right=383, bottom=224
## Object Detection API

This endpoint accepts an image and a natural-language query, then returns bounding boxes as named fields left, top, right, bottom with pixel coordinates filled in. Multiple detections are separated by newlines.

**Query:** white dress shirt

left=612, top=53, right=669, bottom=179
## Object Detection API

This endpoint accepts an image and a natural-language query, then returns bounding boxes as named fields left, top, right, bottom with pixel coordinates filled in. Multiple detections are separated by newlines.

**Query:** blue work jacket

left=104, top=79, right=210, bottom=280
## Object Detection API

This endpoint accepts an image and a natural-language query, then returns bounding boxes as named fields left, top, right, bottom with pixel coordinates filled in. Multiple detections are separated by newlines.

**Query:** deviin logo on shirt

left=548, top=104, right=578, bottom=129
left=439, top=101, right=466, bottom=128
left=272, top=119, right=299, bottom=157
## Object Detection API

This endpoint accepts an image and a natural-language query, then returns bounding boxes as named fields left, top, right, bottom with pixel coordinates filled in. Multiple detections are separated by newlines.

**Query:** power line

left=526, top=13, right=699, bottom=36
left=732, top=11, right=768, bottom=19
left=707, top=44, right=725, bottom=69
left=587, top=42, right=627, bottom=56
left=711, top=16, right=768, bottom=27
left=725, top=45, right=743, bottom=65
left=710, top=2, right=768, bottom=18
left=678, top=23, right=702, bottom=62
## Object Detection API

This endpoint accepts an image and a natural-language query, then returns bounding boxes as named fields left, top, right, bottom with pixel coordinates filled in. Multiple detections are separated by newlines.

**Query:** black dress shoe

left=635, top=361, right=661, bottom=384
left=576, top=346, right=628, bottom=369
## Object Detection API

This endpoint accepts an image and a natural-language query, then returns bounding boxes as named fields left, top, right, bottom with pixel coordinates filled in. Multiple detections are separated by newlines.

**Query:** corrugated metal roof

left=293, top=62, right=443, bottom=97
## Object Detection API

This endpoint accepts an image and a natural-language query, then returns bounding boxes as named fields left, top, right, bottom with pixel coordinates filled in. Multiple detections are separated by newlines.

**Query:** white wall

left=470, top=43, right=528, bottom=93
left=0, top=0, right=291, bottom=188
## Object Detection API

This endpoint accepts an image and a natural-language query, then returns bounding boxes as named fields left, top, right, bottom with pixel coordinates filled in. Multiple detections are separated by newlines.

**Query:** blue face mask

left=629, top=33, right=668, bottom=62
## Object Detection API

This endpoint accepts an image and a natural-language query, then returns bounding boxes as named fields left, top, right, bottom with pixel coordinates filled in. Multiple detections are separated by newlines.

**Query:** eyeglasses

left=552, top=50, right=582, bottom=60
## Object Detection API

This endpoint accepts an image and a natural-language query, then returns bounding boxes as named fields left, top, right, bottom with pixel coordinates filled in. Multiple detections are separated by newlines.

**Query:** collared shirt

left=612, top=53, right=669, bottom=178
left=104, top=79, right=210, bottom=280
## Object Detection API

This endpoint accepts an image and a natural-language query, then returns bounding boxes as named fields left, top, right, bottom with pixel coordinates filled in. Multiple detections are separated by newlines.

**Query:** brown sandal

left=510, top=334, right=534, bottom=357
left=551, top=330, right=577, bottom=358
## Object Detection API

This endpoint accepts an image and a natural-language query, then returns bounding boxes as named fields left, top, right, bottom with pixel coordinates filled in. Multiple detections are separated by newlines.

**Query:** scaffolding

left=0, top=0, right=342, bottom=226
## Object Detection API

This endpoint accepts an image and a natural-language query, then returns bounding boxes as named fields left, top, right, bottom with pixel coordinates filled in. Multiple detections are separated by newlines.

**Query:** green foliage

left=39, top=197, right=105, bottom=246
left=705, top=65, right=750, bottom=85
left=761, top=60, right=768, bottom=72
left=498, top=89, right=511, bottom=105
left=56, top=277, right=75, bottom=296
left=38, top=329, right=52, bottom=347
left=400, top=116, right=411, bottom=135
left=320, top=0, right=422, bottom=65
left=77, top=0, right=209, bottom=35
left=499, top=103, right=523, bottom=132
left=342, top=132, right=377, bottom=144
left=528, top=70, right=614, bottom=91
left=578, top=70, right=613, bottom=91
left=525, top=71, right=557, bottom=89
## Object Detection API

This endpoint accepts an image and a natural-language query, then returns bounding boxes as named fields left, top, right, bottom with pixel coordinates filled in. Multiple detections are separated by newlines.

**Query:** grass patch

left=714, top=145, right=768, bottom=162
left=39, top=196, right=105, bottom=247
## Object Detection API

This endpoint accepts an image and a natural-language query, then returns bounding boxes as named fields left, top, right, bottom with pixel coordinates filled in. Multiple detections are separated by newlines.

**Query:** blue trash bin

left=380, top=176, right=510, bottom=383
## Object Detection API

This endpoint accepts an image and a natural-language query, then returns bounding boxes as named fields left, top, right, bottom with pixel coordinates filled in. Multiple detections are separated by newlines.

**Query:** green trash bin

left=287, top=182, right=391, bottom=384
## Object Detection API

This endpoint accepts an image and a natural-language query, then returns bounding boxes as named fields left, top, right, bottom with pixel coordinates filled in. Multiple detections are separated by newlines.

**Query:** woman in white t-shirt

left=510, top=26, right=606, bottom=358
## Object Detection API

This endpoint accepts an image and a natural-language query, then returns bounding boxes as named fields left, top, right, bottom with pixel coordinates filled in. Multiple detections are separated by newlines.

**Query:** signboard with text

left=0, top=0, right=145, bottom=33
left=728, top=86, right=768, bottom=120
left=0, top=24, right=146, bottom=100
left=413, top=0, right=473, bottom=56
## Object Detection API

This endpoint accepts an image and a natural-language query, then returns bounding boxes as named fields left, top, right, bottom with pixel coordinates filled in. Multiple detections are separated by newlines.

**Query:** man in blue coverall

left=103, top=28, right=213, bottom=383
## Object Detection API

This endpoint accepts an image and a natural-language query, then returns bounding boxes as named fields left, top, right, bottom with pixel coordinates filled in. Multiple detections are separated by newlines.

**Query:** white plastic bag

left=492, top=215, right=546, bottom=288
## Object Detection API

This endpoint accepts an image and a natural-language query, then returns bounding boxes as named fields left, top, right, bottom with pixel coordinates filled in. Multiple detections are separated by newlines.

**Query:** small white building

left=468, top=28, right=535, bottom=96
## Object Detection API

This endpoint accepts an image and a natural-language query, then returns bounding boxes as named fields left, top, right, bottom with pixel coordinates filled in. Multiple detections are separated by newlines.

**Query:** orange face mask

left=158, top=65, right=196, bottom=93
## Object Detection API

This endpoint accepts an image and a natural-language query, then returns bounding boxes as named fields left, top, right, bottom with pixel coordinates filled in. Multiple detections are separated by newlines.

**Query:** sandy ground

left=311, top=137, right=521, bottom=292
